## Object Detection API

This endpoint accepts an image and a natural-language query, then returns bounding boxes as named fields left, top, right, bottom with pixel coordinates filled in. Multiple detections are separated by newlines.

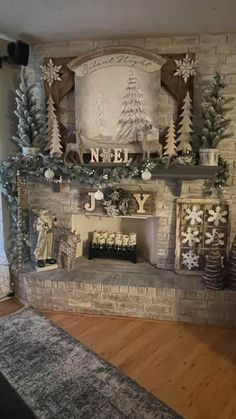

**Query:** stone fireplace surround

left=14, top=32, right=236, bottom=325
left=27, top=177, right=207, bottom=270
left=13, top=175, right=236, bottom=327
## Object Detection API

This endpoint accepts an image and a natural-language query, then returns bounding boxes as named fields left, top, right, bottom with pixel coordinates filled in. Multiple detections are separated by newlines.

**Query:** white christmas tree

left=163, top=116, right=177, bottom=157
left=96, top=93, right=107, bottom=137
left=47, top=94, right=56, bottom=135
left=116, top=72, right=151, bottom=143
left=47, top=95, right=63, bottom=157
left=13, top=68, right=47, bottom=149
left=176, top=91, right=193, bottom=154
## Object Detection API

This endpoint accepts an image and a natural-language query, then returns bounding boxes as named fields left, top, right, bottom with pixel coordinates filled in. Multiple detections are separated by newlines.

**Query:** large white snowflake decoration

left=40, top=58, right=62, bottom=87
left=184, top=205, right=203, bottom=226
left=181, top=227, right=200, bottom=247
left=205, top=229, right=224, bottom=246
left=207, top=206, right=227, bottom=227
left=182, top=250, right=199, bottom=270
left=99, top=148, right=114, bottom=163
left=174, top=54, right=198, bottom=83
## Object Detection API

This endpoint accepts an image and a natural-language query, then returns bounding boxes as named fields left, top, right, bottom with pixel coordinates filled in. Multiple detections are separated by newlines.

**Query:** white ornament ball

left=94, top=189, right=104, bottom=201
left=141, top=169, right=152, bottom=181
left=44, top=168, right=55, bottom=180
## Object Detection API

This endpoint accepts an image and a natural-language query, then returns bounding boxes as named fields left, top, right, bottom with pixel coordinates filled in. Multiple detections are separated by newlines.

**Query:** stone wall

left=25, top=33, right=236, bottom=268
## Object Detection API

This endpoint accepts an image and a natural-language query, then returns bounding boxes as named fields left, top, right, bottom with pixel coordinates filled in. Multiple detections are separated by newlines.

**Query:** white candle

left=98, top=236, right=106, bottom=245
left=116, top=232, right=123, bottom=239
left=129, top=233, right=137, bottom=245
left=92, top=231, right=100, bottom=244
left=115, top=238, right=122, bottom=246
left=122, top=235, right=129, bottom=246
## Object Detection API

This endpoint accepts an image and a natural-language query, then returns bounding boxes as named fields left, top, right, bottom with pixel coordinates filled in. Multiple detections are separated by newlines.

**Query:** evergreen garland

left=13, top=69, right=47, bottom=149
left=201, top=73, right=232, bottom=148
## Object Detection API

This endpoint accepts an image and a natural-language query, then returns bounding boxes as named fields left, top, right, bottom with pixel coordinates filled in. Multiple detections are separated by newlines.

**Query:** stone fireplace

left=12, top=169, right=236, bottom=329
left=11, top=33, right=236, bottom=326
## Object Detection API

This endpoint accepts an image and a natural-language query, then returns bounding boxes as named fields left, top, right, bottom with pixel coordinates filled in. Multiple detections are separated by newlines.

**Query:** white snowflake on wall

left=174, top=54, right=198, bottom=83
left=184, top=205, right=203, bottom=226
left=99, top=148, right=114, bottom=163
left=207, top=206, right=227, bottom=227
left=181, top=227, right=200, bottom=247
left=205, top=229, right=225, bottom=246
left=40, top=58, right=62, bottom=87
left=182, top=250, right=199, bottom=270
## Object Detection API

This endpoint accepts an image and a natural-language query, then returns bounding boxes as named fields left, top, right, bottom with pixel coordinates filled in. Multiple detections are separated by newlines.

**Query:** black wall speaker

left=7, top=40, right=29, bottom=66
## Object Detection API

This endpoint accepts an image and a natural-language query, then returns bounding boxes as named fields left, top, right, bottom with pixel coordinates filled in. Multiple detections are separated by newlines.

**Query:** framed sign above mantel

left=43, top=46, right=195, bottom=153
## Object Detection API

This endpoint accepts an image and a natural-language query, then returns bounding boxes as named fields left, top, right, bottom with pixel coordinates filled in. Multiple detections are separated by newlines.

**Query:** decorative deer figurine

left=141, top=123, right=162, bottom=161
left=57, top=230, right=81, bottom=271
left=64, top=129, right=84, bottom=163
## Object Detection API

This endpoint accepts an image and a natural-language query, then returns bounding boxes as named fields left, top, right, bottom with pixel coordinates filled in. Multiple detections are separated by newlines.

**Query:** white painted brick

left=94, top=39, right=119, bottom=49
left=200, top=34, right=228, bottom=45
left=118, top=38, right=146, bottom=47
left=188, top=45, right=217, bottom=54
left=220, top=63, right=236, bottom=74
left=197, top=63, right=221, bottom=75
left=172, top=36, right=199, bottom=45
left=226, top=54, right=236, bottom=64
left=217, top=45, right=236, bottom=54
left=224, top=75, right=236, bottom=84
left=146, top=37, right=172, bottom=49
left=227, top=33, right=236, bottom=43
left=198, top=54, right=226, bottom=65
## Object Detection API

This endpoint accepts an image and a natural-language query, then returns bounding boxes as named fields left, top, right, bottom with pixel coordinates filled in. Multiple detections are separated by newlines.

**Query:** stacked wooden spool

left=226, top=235, right=236, bottom=290
left=202, top=238, right=224, bottom=290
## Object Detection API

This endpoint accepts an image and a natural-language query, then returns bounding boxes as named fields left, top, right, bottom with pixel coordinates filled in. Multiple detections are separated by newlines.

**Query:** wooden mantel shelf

left=151, top=165, right=220, bottom=180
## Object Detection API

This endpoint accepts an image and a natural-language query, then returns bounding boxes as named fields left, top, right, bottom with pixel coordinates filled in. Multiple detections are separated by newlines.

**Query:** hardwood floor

left=1, top=299, right=236, bottom=419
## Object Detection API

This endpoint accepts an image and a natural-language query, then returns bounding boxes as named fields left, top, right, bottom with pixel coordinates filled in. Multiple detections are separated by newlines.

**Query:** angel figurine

left=33, top=209, right=57, bottom=268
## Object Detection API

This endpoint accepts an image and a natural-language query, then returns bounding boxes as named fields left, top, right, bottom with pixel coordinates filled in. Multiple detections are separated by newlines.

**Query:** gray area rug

left=0, top=307, right=182, bottom=419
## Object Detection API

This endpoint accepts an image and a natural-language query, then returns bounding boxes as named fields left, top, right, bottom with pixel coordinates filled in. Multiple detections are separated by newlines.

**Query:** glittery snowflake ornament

left=40, top=58, right=62, bottom=87
left=174, top=54, right=198, bottom=83
left=99, top=148, right=114, bottom=163
left=205, top=229, right=224, bottom=246
left=207, top=206, right=227, bottom=227
left=184, top=205, right=203, bottom=226
left=181, top=227, right=200, bottom=247
left=182, top=250, right=199, bottom=270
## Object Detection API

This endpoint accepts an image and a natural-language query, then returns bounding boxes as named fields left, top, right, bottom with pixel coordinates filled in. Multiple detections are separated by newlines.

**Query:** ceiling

left=1, top=0, right=236, bottom=43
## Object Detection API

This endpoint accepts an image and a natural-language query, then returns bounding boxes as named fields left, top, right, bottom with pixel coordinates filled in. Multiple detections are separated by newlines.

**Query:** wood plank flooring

left=1, top=298, right=236, bottom=419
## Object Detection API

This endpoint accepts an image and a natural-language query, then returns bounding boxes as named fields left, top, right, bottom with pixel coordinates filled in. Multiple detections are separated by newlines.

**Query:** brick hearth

left=14, top=257, right=236, bottom=326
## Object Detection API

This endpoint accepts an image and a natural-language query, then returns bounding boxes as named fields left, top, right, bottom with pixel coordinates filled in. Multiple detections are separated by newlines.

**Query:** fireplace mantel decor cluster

left=0, top=44, right=232, bottom=288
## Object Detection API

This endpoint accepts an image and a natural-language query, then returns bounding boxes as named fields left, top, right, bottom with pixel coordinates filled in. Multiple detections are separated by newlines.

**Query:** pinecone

left=202, top=238, right=224, bottom=290
left=225, top=234, right=236, bottom=291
